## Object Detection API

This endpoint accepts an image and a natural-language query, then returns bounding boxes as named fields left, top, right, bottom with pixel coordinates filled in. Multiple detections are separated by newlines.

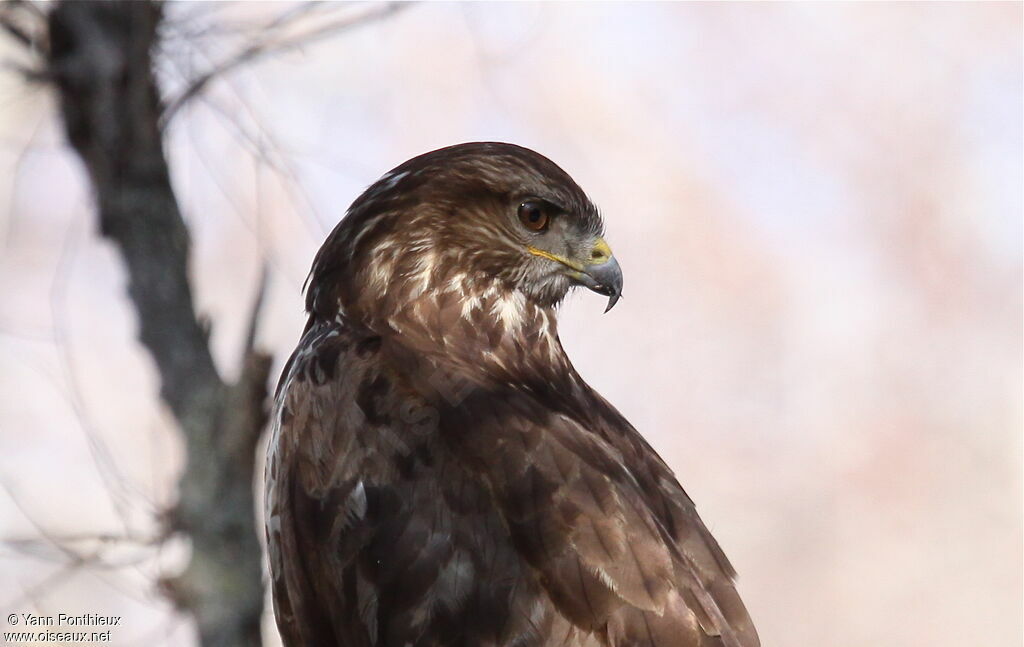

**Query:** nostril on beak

left=589, top=237, right=613, bottom=266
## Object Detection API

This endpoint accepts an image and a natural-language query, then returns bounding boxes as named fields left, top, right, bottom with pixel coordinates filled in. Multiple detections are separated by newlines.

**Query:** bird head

left=306, top=143, right=623, bottom=331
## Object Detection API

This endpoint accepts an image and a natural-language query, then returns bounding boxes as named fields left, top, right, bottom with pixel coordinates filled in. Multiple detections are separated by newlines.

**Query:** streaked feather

left=266, top=143, right=759, bottom=647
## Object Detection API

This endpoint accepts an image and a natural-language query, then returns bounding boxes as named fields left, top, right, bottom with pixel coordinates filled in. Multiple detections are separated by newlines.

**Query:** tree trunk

left=47, top=2, right=268, bottom=645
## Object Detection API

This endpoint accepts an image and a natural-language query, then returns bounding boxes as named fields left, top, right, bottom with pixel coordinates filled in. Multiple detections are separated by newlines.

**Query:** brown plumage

left=265, top=142, right=759, bottom=647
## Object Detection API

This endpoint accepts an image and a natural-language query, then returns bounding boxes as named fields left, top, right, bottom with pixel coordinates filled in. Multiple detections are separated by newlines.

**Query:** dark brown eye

left=518, top=201, right=549, bottom=231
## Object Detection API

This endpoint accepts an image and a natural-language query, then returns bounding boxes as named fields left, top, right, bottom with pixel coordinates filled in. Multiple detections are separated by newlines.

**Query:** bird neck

left=345, top=265, right=571, bottom=388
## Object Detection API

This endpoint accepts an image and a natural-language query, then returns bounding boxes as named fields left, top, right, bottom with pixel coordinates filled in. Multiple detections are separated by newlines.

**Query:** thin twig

left=161, top=2, right=408, bottom=126
left=243, top=264, right=269, bottom=358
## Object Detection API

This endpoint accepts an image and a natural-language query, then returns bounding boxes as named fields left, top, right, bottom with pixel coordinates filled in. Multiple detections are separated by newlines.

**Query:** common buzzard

left=265, top=143, right=759, bottom=647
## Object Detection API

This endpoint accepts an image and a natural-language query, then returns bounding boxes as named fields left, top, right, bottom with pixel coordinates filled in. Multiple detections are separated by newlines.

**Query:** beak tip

left=604, top=293, right=621, bottom=313
left=569, top=243, right=623, bottom=313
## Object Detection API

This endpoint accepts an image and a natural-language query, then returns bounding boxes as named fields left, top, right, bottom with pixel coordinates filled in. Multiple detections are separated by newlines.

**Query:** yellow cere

left=527, top=237, right=613, bottom=272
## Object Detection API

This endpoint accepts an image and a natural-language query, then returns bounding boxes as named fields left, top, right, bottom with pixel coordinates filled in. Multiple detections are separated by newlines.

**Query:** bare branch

left=12, top=2, right=410, bottom=644
left=0, top=0, right=50, bottom=79
left=243, top=264, right=269, bottom=358
left=161, top=1, right=408, bottom=126
left=46, top=3, right=269, bottom=645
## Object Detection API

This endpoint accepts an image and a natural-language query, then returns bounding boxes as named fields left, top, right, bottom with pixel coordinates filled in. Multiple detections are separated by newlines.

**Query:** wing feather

left=444, top=387, right=759, bottom=647
left=268, top=321, right=758, bottom=647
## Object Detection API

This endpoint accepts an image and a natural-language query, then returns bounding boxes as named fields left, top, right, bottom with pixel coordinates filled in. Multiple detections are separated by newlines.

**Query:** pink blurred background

left=0, top=3, right=1020, bottom=646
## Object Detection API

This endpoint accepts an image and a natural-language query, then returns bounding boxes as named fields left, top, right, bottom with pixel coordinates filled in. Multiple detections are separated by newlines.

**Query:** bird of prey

left=265, top=142, right=759, bottom=647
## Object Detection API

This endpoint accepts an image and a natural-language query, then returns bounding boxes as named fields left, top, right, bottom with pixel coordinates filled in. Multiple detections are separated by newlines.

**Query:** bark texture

left=47, top=2, right=269, bottom=645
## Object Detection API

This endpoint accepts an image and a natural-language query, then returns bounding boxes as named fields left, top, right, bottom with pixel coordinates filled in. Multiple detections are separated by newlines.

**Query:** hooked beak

left=527, top=237, right=624, bottom=313
left=575, top=238, right=623, bottom=313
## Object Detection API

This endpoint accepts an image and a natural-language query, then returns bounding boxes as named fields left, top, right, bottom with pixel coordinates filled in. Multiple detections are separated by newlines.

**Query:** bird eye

left=518, top=201, right=549, bottom=231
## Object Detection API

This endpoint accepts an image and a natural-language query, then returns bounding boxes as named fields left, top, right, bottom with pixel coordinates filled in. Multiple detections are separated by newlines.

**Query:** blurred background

left=0, top=2, right=1020, bottom=646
